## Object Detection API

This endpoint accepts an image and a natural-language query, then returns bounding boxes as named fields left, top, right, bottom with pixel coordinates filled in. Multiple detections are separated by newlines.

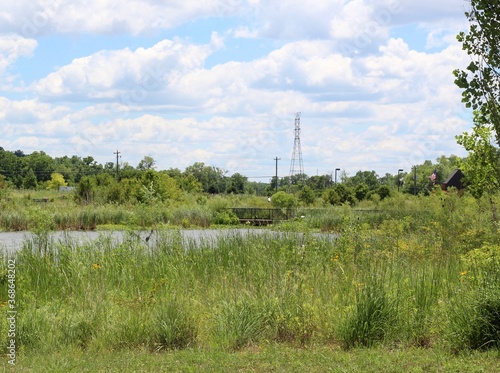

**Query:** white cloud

left=22, top=31, right=471, bottom=175
left=0, top=34, right=37, bottom=76
left=34, top=36, right=219, bottom=100
left=252, top=0, right=343, bottom=39
left=330, top=1, right=386, bottom=40
left=0, top=0, right=250, bottom=36
left=392, top=0, right=466, bottom=25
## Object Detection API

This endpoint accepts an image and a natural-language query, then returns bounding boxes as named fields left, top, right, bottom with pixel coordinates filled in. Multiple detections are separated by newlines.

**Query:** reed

left=1, top=192, right=500, bottom=355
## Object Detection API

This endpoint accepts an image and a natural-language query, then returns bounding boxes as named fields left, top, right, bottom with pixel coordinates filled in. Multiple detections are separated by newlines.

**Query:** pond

left=0, top=229, right=337, bottom=254
left=0, top=229, right=245, bottom=253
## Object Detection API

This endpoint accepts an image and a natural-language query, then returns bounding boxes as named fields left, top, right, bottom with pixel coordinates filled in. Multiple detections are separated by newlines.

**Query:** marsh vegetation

left=1, top=190, right=500, bottom=371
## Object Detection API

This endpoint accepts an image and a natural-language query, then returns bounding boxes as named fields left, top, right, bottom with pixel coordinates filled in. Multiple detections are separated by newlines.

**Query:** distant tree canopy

left=137, top=155, right=156, bottom=171
left=0, top=147, right=477, bottom=201
left=184, top=162, right=228, bottom=194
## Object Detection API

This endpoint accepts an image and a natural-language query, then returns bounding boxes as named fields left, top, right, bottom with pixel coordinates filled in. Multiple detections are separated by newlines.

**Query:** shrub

left=75, top=176, right=95, bottom=204
left=298, top=186, right=316, bottom=206
left=271, top=191, right=296, bottom=209
left=322, top=184, right=356, bottom=206
left=213, top=211, right=240, bottom=225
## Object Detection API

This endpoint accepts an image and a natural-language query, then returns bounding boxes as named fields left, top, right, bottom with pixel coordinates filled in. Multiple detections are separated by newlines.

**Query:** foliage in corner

left=454, top=1, right=500, bottom=143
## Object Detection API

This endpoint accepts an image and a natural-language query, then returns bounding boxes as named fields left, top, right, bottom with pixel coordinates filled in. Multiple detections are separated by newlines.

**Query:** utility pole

left=114, top=150, right=121, bottom=178
left=274, top=156, right=281, bottom=193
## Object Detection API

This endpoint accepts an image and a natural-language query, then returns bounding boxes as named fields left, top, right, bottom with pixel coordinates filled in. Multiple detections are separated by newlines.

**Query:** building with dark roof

left=441, top=169, right=464, bottom=191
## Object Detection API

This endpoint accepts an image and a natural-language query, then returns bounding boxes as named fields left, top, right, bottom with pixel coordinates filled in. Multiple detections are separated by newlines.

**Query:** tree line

left=0, top=146, right=467, bottom=206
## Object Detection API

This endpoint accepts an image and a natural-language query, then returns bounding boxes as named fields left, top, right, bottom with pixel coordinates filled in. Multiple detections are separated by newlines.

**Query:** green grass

left=2, top=190, right=500, bottom=369
left=11, top=345, right=500, bottom=372
left=2, top=225, right=500, bottom=354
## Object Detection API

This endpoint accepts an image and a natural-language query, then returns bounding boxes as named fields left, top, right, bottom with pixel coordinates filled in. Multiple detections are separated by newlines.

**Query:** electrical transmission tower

left=289, top=112, right=304, bottom=184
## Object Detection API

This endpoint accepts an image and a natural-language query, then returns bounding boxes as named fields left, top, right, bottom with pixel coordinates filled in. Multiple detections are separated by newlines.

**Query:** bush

left=298, top=186, right=316, bottom=206
left=213, top=211, right=240, bottom=225
left=322, top=184, right=356, bottom=206
left=271, top=191, right=296, bottom=209
left=75, top=176, right=95, bottom=204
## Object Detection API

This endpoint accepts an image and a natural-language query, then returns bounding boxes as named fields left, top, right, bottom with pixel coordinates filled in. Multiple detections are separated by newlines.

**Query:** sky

left=0, top=0, right=474, bottom=180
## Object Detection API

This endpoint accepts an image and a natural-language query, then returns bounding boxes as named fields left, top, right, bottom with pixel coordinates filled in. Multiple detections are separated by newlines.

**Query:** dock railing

left=229, top=208, right=295, bottom=225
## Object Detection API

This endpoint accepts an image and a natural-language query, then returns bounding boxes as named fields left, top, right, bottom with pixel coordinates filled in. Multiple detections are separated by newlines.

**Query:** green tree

left=454, top=1, right=500, bottom=143
left=46, top=172, right=67, bottom=190
left=184, top=162, right=227, bottom=194
left=0, top=149, right=24, bottom=185
left=106, top=180, right=126, bottom=204
left=23, top=168, right=38, bottom=189
left=137, top=155, right=156, bottom=171
left=375, top=185, right=391, bottom=200
left=346, top=170, right=380, bottom=191
left=228, top=173, right=247, bottom=194
left=322, top=184, right=356, bottom=206
left=298, top=185, right=316, bottom=205
left=76, top=176, right=95, bottom=204
left=435, top=155, right=461, bottom=177
left=111, top=178, right=141, bottom=204
left=179, top=174, right=203, bottom=193
left=0, top=175, right=7, bottom=200
left=271, top=191, right=296, bottom=209
left=402, top=161, right=442, bottom=196
left=354, top=183, right=370, bottom=201
left=306, top=174, right=332, bottom=194
left=136, top=170, right=182, bottom=204
left=290, top=173, right=307, bottom=187
left=24, top=151, right=55, bottom=182
left=266, top=176, right=279, bottom=196
left=456, top=110, right=500, bottom=197
left=378, top=173, right=396, bottom=187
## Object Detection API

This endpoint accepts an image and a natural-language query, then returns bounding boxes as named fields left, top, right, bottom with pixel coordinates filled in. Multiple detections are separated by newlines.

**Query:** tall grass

left=0, top=224, right=498, bottom=354
left=0, top=203, right=216, bottom=231
left=2, top=191, right=500, bottom=354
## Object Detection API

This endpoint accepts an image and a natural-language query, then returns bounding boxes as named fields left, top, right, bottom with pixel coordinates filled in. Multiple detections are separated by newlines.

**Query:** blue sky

left=0, top=0, right=472, bottom=180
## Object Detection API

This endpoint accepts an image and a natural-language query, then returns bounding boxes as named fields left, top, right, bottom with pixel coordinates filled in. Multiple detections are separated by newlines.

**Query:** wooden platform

left=230, top=208, right=294, bottom=225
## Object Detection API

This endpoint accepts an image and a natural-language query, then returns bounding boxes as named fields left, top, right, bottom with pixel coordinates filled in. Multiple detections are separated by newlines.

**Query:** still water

left=0, top=229, right=335, bottom=254
left=0, top=229, right=248, bottom=253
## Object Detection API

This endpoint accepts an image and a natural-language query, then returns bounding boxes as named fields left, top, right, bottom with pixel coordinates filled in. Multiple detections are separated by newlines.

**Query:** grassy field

left=1, top=190, right=500, bottom=370
left=13, top=345, right=500, bottom=372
